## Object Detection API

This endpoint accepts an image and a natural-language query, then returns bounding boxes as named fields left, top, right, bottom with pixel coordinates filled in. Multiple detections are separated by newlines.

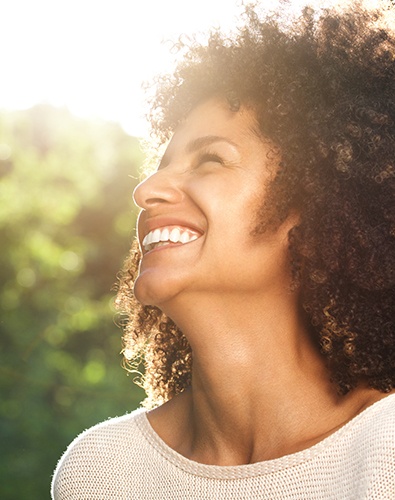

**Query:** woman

left=52, top=1, right=395, bottom=498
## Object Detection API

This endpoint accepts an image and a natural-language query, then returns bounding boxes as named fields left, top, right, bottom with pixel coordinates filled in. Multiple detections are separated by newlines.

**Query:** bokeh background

left=0, top=104, right=145, bottom=498
left=0, top=1, right=243, bottom=497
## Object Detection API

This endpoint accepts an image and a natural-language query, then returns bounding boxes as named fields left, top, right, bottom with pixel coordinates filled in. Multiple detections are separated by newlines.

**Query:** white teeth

left=152, top=228, right=161, bottom=244
left=142, top=226, right=200, bottom=251
left=180, top=231, right=189, bottom=244
left=160, top=227, right=169, bottom=241
left=169, top=227, right=181, bottom=243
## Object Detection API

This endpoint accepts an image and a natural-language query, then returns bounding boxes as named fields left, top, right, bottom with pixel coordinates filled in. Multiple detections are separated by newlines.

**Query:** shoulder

left=340, top=393, right=395, bottom=457
left=355, top=392, right=395, bottom=446
left=341, top=393, right=395, bottom=497
left=55, top=408, right=147, bottom=463
left=51, top=408, right=149, bottom=499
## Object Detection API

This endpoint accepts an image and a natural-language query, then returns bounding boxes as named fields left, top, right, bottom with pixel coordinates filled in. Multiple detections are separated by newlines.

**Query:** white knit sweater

left=52, top=394, right=395, bottom=499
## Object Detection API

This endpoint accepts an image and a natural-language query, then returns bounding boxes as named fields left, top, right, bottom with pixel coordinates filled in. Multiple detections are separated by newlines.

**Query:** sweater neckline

left=134, top=393, right=395, bottom=479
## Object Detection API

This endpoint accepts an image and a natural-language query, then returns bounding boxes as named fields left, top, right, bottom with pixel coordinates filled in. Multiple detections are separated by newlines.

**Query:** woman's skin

left=133, top=98, right=389, bottom=466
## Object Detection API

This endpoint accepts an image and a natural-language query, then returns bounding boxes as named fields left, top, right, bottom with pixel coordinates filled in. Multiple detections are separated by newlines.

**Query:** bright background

left=0, top=1, right=245, bottom=498
left=0, top=0, right=243, bottom=137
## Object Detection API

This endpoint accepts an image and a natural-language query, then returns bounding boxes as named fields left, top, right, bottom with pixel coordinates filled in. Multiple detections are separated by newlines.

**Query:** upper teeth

left=142, top=226, right=199, bottom=251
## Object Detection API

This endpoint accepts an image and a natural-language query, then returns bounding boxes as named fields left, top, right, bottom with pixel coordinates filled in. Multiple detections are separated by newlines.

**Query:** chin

left=133, top=279, right=157, bottom=307
left=133, top=273, right=177, bottom=308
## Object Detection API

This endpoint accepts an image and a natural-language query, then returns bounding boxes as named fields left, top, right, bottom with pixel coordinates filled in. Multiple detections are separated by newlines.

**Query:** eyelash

left=196, top=151, right=224, bottom=166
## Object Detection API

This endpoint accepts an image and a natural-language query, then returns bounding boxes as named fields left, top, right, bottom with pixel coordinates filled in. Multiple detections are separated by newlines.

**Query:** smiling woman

left=133, top=98, right=292, bottom=310
left=52, top=1, right=395, bottom=498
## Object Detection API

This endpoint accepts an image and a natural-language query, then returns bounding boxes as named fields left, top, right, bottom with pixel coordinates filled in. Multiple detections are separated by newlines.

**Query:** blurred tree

left=0, top=105, right=145, bottom=499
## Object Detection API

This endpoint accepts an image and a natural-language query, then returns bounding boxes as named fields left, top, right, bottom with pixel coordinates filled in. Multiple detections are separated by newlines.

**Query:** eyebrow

left=186, top=135, right=237, bottom=154
left=159, top=135, right=238, bottom=169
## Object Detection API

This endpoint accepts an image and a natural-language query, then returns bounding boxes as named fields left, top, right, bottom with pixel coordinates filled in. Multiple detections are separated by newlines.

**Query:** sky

left=0, top=0, right=245, bottom=137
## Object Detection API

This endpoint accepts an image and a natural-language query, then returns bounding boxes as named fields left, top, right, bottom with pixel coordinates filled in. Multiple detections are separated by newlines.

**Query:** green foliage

left=0, top=105, right=145, bottom=499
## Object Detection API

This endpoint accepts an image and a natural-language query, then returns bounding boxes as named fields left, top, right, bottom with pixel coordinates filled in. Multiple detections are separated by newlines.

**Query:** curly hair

left=116, top=0, right=395, bottom=407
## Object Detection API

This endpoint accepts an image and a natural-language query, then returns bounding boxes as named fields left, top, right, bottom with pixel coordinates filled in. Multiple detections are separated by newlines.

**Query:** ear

left=279, top=210, right=300, bottom=240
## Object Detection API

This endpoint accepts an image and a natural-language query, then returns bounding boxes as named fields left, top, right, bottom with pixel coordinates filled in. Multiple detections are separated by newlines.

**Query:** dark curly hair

left=116, top=0, right=395, bottom=407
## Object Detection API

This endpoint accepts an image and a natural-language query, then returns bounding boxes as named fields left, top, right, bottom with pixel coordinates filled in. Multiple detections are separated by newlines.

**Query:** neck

left=149, top=290, right=382, bottom=465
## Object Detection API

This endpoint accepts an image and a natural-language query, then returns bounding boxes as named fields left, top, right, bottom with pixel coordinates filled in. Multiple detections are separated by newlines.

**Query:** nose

left=133, top=170, right=184, bottom=210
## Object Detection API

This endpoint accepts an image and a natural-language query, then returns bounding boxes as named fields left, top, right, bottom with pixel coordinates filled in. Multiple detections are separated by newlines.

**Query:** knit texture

left=52, top=394, right=395, bottom=499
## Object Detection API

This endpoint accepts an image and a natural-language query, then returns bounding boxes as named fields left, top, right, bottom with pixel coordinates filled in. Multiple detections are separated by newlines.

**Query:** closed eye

left=196, top=152, right=225, bottom=166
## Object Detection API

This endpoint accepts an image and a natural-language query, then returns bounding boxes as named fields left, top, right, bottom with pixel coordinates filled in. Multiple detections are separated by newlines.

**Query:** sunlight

left=1, top=0, right=243, bottom=136
left=0, top=0, right=323, bottom=137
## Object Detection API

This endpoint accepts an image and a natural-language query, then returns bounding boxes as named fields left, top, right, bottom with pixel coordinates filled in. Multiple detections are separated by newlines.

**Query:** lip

left=139, top=215, right=204, bottom=255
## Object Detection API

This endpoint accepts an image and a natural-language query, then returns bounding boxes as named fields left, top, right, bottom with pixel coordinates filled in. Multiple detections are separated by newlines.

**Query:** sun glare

left=1, top=0, right=244, bottom=137
left=1, top=0, right=333, bottom=137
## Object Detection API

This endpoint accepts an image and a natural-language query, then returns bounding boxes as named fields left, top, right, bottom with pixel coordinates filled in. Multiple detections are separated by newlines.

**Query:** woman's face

left=133, top=98, right=295, bottom=309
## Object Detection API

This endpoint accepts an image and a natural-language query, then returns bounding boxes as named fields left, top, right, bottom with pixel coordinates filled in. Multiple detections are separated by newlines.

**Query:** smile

left=142, top=226, right=200, bottom=252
